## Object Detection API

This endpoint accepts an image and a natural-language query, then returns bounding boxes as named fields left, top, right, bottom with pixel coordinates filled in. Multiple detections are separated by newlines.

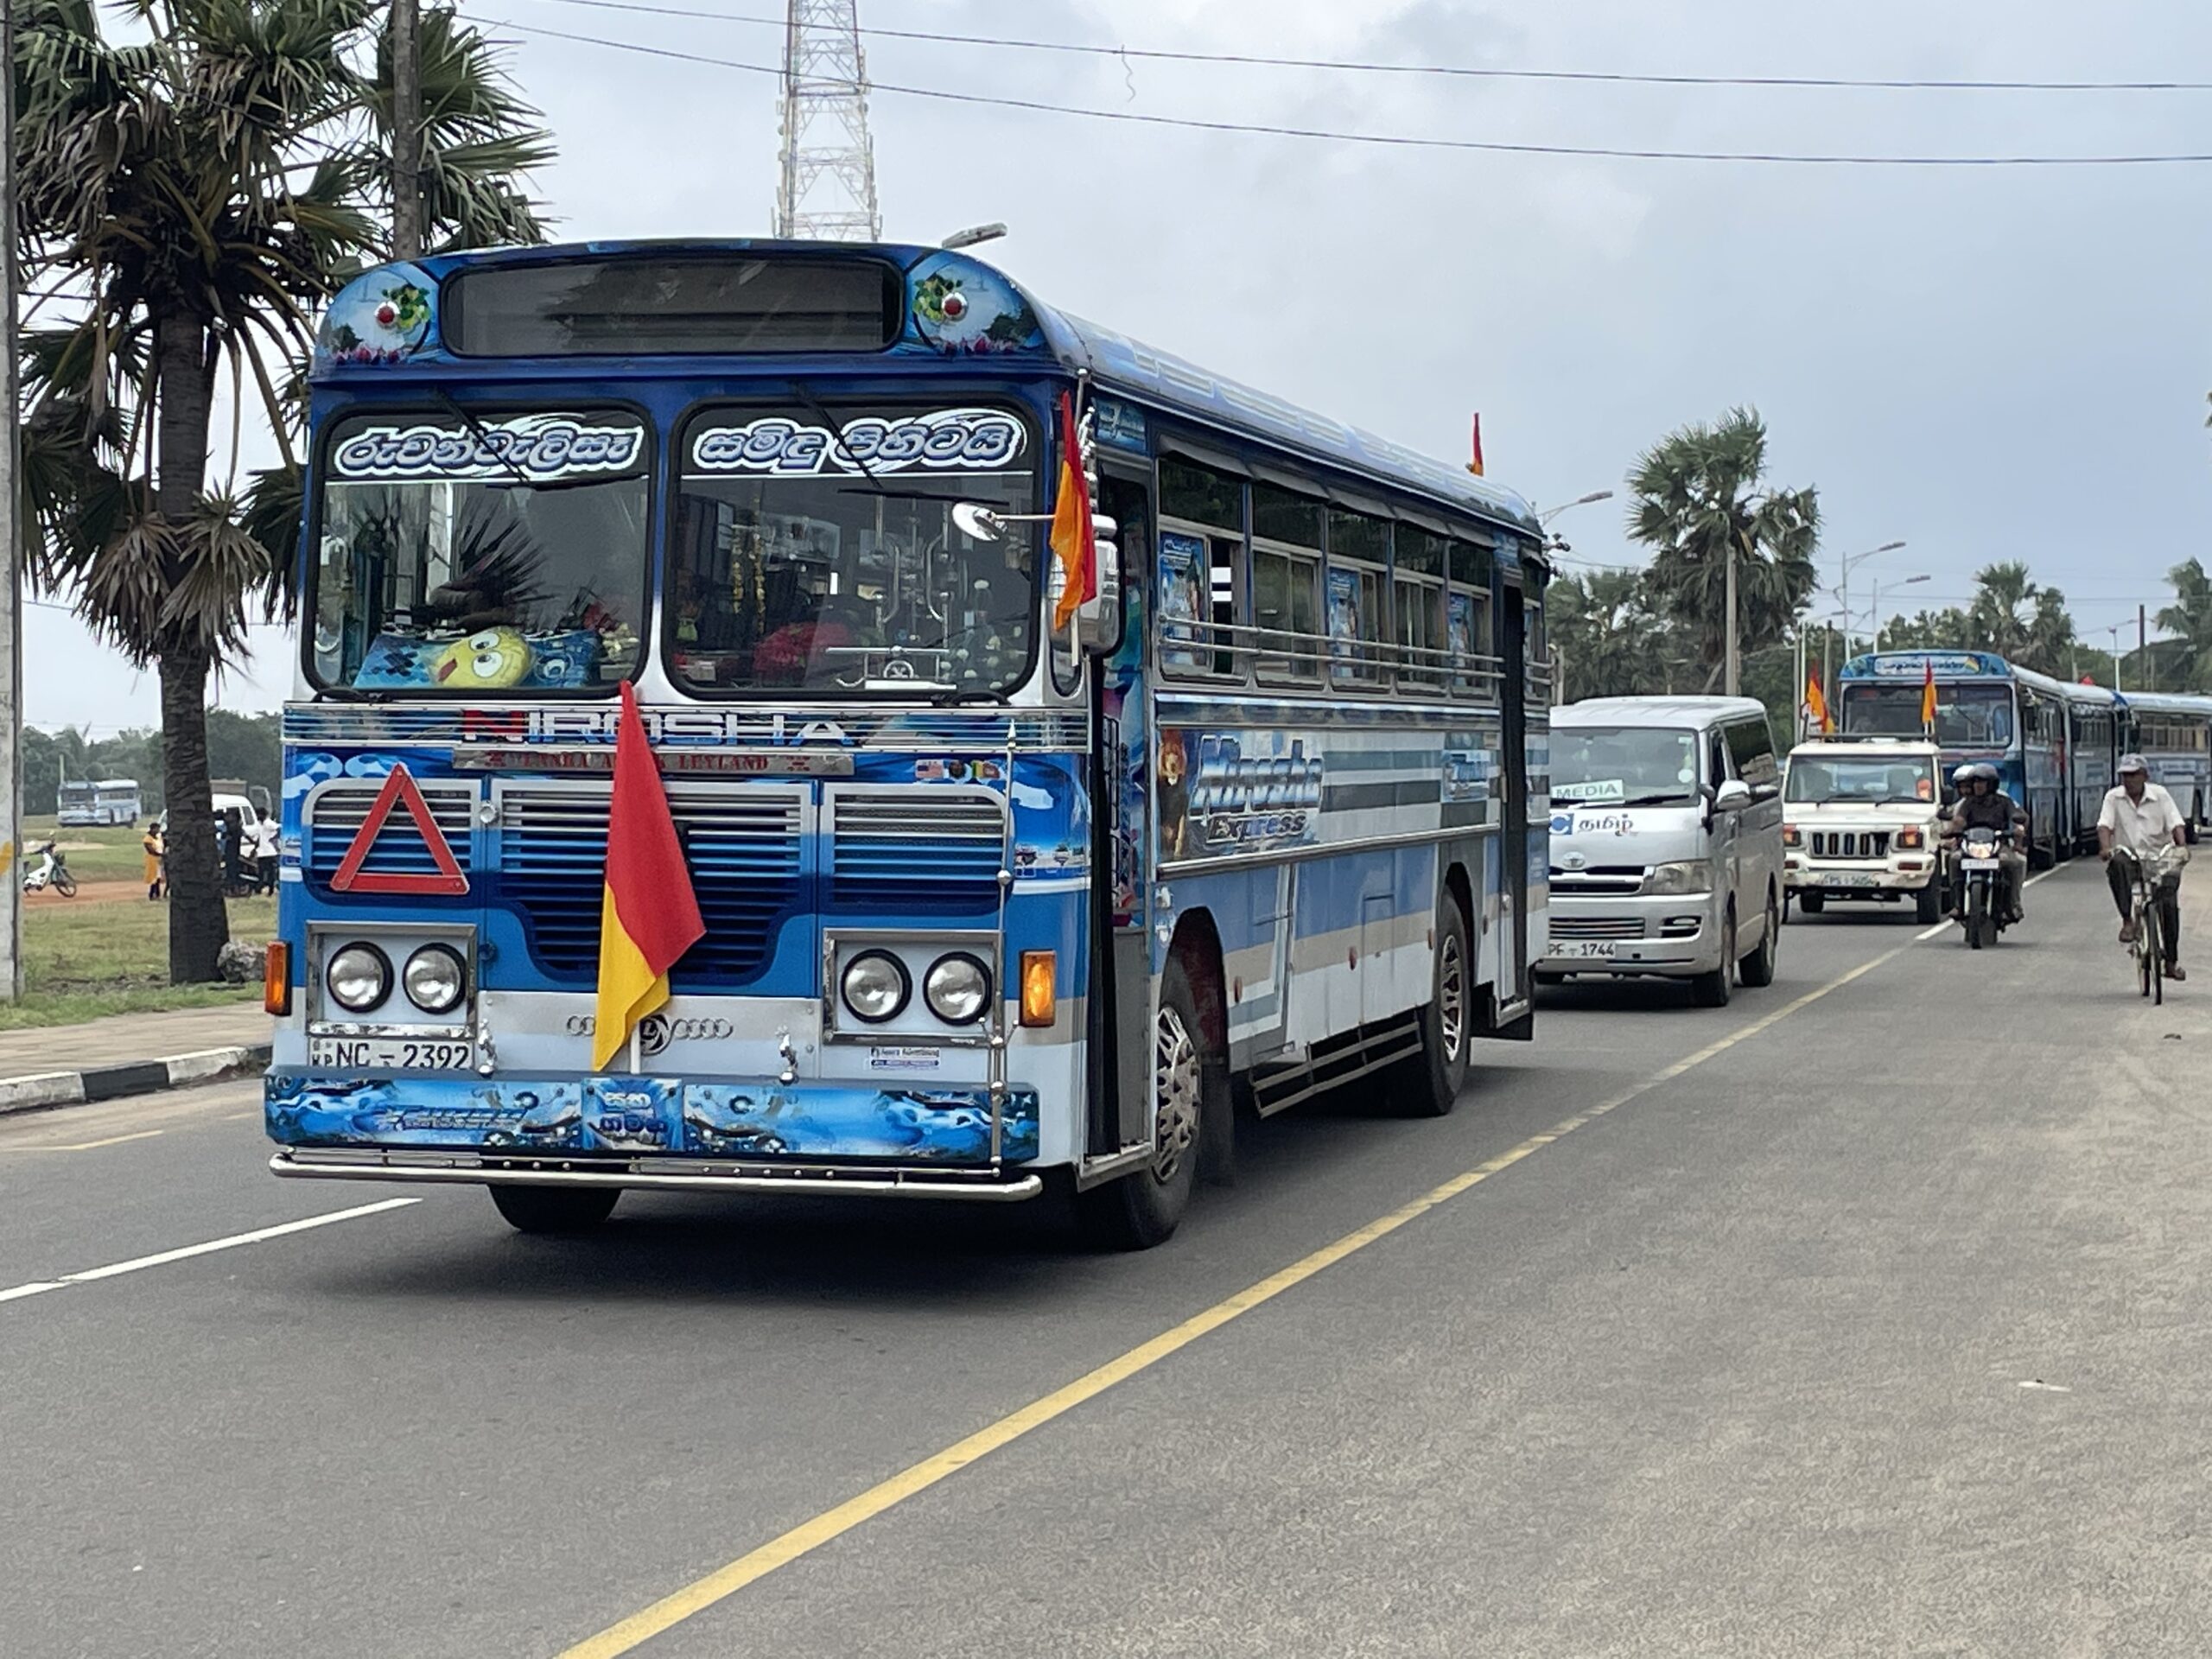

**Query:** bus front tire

left=1386, top=898, right=1473, bottom=1118
left=1076, top=957, right=1206, bottom=1250
left=489, top=1185, right=620, bottom=1235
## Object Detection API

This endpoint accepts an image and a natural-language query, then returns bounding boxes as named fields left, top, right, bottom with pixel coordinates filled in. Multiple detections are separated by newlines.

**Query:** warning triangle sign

left=330, top=764, right=469, bottom=896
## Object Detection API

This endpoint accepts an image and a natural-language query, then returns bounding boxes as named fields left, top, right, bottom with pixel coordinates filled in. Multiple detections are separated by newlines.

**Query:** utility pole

left=1724, top=533, right=1740, bottom=696
left=391, top=0, right=423, bottom=260
left=774, top=0, right=880, bottom=240
left=2140, top=603, right=2149, bottom=691
left=0, top=0, right=22, bottom=1003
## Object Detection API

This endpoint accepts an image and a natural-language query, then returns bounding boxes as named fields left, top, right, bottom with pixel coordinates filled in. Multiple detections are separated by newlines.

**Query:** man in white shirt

left=2099, top=753, right=2189, bottom=980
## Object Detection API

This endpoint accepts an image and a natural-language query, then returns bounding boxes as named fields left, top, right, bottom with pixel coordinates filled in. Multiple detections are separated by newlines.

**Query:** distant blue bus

left=263, top=239, right=1551, bottom=1249
left=1840, top=651, right=2212, bottom=856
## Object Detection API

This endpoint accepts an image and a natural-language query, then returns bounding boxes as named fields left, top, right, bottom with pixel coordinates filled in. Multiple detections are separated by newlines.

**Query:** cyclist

left=1946, top=762, right=2027, bottom=925
left=2099, top=753, right=2188, bottom=981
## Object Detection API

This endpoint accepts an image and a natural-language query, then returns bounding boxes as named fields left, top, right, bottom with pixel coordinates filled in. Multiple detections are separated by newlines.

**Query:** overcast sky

left=33, top=0, right=2212, bottom=730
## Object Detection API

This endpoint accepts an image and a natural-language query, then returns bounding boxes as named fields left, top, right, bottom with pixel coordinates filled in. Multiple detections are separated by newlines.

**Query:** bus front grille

left=495, top=785, right=804, bottom=983
left=829, top=790, right=1005, bottom=915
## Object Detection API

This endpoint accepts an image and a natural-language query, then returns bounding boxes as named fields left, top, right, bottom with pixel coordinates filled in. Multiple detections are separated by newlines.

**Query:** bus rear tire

left=489, top=1185, right=620, bottom=1235
left=1385, top=897, right=1472, bottom=1118
left=1076, top=957, right=1205, bottom=1250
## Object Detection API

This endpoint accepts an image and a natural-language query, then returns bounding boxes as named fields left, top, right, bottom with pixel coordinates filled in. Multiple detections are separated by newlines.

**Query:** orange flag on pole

left=1805, top=673, right=1833, bottom=734
left=1920, top=660, right=1938, bottom=731
left=1049, top=391, right=1097, bottom=632
left=1466, top=414, right=1485, bottom=477
left=592, top=683, right=705, bottom=1071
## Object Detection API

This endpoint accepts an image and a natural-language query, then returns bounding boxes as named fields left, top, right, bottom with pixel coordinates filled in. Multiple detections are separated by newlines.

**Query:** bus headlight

left=401, top=944, right=467, bottom=1015
left=324, top=943, right=392, bottom=1014
left=922, top=953, right=992, bottom=1025
left=1642, top=861, right=1711, bottom=897
left=840, top=950, right=911, bottom=1024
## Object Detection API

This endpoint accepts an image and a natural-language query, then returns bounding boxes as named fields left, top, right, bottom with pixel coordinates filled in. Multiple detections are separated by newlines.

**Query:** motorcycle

left=1955, top=825, right=2006, bottom=950
left=22, top=841, right=76, bottom=899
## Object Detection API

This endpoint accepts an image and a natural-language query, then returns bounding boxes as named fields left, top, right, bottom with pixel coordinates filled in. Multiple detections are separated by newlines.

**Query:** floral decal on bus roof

left=315, top=263, right=437, bottom=368
left=905, top=251, right=1043, bottom=355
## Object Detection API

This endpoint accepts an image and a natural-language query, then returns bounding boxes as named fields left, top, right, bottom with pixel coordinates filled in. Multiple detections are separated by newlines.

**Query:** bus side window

left=1446, top=537, right=1493, bottom=700
left=1158, top=458, right=1245, bottom=681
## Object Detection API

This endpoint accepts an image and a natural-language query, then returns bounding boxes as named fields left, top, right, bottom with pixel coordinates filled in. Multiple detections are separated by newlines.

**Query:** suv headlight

left=923, top=953, right=992, bottom=1024
left=324, top=943, right=392, bottom=1014
left=1642, top=861, right=1711, bottom=896
left=402, top=944, right=467, bottom=1015
left=840, top=950, right=911, bottom=1024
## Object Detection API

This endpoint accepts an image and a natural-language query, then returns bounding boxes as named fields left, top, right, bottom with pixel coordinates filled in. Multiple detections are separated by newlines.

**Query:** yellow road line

left=0, top=1128, right=164, bottom=1154
left=558, top=941, right=1908, bottom=1659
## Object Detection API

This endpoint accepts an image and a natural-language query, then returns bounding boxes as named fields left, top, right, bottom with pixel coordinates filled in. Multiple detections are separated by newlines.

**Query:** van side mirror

left=1713, top=779, right=1753, bottom=812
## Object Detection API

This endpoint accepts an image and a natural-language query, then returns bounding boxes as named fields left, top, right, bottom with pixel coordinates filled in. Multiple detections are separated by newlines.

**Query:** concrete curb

left=0, top=1044, right=270, bottom=1120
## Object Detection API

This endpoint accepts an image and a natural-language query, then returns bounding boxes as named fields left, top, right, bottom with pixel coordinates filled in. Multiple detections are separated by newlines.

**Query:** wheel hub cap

left=1153, top=1006, right=1202, bottom=1182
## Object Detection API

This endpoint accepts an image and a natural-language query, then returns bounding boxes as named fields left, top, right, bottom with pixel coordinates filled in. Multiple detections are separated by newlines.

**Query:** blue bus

left=263, top=241, right=1551, bottom=1249
left=1838, top=651, right=2074, bottom=862
left=1840, top=650, right=2212, bottom=855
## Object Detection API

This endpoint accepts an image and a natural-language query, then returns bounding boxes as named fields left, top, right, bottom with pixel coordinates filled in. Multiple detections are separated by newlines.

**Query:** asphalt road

left=3, top=861, right=2207, bottom=1659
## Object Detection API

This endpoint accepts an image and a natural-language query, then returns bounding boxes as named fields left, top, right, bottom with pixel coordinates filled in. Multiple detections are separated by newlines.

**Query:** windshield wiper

left=1614, top=792, right=1691, bottom=807
left=434, top=390, right=533, bottom=491
left=791, top=380, right=887, bottom=496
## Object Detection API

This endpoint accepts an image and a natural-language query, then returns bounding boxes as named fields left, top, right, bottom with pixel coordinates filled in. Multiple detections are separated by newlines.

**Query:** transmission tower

left=774, top=0, right=881, bottom=241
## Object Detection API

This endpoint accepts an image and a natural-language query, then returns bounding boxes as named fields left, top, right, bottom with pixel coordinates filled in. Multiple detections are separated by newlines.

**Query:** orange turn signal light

left=264, top=941, right=292, bottom=1017
left=1019, top=950, right=1057, bottom=1027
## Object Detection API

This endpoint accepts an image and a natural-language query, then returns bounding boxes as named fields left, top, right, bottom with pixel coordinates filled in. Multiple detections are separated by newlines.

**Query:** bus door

left=1497, top=569, right=1531, bottom=1016
left=1092, top=470, right=1154, bottom=1160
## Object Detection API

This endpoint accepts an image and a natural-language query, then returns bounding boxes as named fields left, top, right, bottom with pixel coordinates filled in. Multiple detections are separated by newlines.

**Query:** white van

left=1541, top=696, right=1787, bottom=1006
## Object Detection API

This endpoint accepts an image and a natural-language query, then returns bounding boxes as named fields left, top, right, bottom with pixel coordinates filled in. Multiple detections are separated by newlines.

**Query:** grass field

left=0, top=890, right=273, bottom=1031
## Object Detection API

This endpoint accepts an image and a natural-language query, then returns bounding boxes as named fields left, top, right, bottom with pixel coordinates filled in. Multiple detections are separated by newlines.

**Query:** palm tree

left=1966, top=562, right=2075, bottom=677
left=2158, top=558, right=2212, bottom=690
left=1550, top=569, right=1683, bottom=701
left=1626, top=408, right=1820, bottom=694
left=14, top=0, right=550, bottom=980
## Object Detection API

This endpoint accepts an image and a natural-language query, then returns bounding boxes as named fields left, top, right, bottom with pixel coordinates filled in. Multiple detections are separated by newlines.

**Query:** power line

left=480, top=21, right=2212, bottom=165
left=499, top=0, right=2212, bottom=94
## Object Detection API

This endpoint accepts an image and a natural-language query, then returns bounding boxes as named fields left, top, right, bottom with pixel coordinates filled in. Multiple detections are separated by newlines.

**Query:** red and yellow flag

left=1466, top=413, right=1485, bottom=477
left=1049, top=391, right=1096, bottom=632
left=1920, top=659, right=1938, bottom=729
left=592, top=683, right=705, bottom=1071
left=1805, top=673, right=1833, bottom=734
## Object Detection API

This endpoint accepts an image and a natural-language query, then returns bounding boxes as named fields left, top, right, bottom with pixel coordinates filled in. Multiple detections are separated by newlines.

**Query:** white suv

left=1781, top=736, right=1946, bottom=923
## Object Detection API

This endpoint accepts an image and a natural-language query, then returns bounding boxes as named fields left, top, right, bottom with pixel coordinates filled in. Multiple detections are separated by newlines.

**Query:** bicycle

left=2115, top=842, right=2187, bottom=1005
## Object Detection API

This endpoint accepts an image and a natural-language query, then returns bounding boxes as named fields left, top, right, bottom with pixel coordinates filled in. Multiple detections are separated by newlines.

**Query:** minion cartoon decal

left=434, top=627, right=534, bottom=690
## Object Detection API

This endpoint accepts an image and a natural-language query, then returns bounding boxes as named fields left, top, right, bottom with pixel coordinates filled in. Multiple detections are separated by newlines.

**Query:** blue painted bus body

left=265, top=241, right=1547, bottom=1210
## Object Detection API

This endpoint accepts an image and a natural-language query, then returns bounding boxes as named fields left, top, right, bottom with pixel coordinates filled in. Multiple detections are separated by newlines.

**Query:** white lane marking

left=0, top=1197, right=420, bottom=1308
left=1914, top=861, right=2067, bottom=941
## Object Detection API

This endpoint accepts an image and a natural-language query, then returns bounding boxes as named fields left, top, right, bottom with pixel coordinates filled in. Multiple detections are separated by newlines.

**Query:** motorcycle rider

left=2099, top=753, right=2188, bottom=982
left=1945, top=763, right=2027, bottom=925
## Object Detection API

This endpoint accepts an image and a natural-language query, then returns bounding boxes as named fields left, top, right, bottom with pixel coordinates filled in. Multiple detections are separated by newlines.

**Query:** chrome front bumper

left=269, top=1147, right=1046, bottom=1201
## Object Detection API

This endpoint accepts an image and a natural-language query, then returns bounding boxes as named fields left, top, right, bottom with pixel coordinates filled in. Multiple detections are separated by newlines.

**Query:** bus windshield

left=1844, top=682, right=2014, bottom=748
left=308, top=409, right=652, bottom=693
left=1785, top=755, right=1936, bottom=804
left=1551, top=727, right=1701, bottom=807
left=669, top=404, right=1038, bottom=696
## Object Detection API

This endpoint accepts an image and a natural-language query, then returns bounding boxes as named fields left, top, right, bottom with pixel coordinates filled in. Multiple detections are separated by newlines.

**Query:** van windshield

left=1551, top=727, right=1701, bottom=807
left=1785, top=755, right=1936, bottom=804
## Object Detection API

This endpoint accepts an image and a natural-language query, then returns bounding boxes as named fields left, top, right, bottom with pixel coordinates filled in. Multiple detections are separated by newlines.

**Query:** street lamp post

left=1868, top=573, right=1930, bottom=651
left=1538, top=488, right=1613, bottom=528
left=1837, top=540, right=1907, bottom=658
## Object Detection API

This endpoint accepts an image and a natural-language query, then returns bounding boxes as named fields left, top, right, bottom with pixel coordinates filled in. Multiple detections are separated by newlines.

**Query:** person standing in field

left=143, top=821, right=166, bottom=900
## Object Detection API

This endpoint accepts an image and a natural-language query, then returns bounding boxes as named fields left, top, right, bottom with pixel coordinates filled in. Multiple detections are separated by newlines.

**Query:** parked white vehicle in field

left=1782, top=734, right=1947, bottom=923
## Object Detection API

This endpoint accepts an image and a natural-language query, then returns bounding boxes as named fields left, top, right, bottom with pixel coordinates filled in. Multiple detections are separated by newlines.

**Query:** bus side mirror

left=1076, top=515, right=1121, bottom=656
